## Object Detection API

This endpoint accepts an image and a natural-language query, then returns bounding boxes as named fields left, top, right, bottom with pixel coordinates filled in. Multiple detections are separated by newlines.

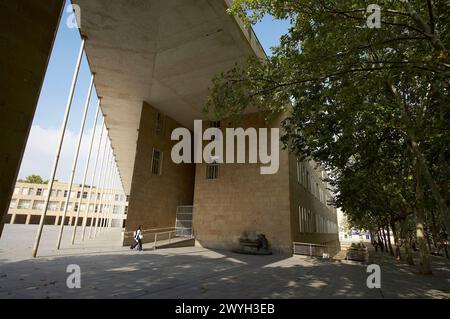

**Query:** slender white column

left=108, top=165, right=117, bottom=229
left=94, top=144, right=112, bottom=237
left=108, top=167, right=118, bottom=229
left=105, top=167, right=114, bottom=231
left=56, top=74, right=95, bottom=250
left=88, top=126, right=108, bottom=238
left=32, top=38, right=85, bottom=258
left=81, top=121, right=105, bottom=240
left=120, top=175, right=126, bottom=231
left=102, top=154, right=115, bottom=234
left=103, top=152, right=114, bottom=234
left=71, top=99, right=100, bottom=244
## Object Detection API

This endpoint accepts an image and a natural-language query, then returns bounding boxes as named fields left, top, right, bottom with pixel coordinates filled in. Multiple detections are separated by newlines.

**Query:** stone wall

left=288, top=154, right=340, bottom=247
left=192, top=113, right=293, bottom=254
left=124, top=102, right=195, bottom=244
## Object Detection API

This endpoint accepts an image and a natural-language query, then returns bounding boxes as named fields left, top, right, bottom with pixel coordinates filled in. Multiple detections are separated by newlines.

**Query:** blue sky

left=18, top=1, right=290, bottom=182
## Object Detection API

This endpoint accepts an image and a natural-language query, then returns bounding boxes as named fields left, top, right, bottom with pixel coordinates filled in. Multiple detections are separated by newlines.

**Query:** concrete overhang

left=71, top=0, right=266, bottom=194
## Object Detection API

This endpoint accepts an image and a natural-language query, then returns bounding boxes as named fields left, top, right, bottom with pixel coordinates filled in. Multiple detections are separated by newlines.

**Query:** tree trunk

left=391, top=220, right=402, bottom=260
left=381, top=228, right=388, bottom=253
left=424, top=223, right=433, bottom=254
left=415, top=162, right=432, bottom=275
left=381, top=226, right=390, bottom=255
left=430, top=210, right=440, bottom=251
left=400, top=219, right=414, bottom=265
left=388, top=83, right=450, bottom=237
left=385, top=224, right=394, bottom=256
left=377, top=229, right=384, bottom=252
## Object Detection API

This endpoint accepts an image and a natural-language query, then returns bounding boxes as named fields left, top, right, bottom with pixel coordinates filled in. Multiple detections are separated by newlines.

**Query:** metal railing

left=152, top=230, right=177, bottom=250
left=124, top=228, right=193, bottom=250
left=293, top=242, right=339, bottom=258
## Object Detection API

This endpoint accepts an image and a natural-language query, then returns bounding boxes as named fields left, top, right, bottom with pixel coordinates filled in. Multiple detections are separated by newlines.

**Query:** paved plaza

left=0, top=225, right=449, bottom=299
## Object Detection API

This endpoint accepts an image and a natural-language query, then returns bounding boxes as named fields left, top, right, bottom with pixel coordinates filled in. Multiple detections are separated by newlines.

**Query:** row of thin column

left=31, top=38, right=126, bottom=258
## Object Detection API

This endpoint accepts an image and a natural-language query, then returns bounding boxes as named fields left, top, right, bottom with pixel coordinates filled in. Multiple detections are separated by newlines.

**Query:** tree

left=19, top=175, right=47, bottom=184
left=206, top=0, right=449, bottom=274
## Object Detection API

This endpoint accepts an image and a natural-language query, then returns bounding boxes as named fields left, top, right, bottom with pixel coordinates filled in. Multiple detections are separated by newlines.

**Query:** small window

left=36, top=188, right=43, bottom=196
left=155, top=112, right=165, bottom=133
left=206, top=163, right=219, bottom=180
left=151, top=149, right=163, bottom=175
left=18, top=199, right=31, bottom=209
left=82, top=191, right=88, bottom=199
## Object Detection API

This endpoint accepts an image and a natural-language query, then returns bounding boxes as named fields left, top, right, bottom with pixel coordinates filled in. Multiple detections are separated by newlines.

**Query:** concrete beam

left=71, top=0, right=265, bottom=195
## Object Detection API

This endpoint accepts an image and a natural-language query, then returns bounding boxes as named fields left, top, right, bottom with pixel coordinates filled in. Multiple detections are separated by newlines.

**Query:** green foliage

left=206, top=1, right=450, bottom=243
left=19, top=175, right=47, bottom=184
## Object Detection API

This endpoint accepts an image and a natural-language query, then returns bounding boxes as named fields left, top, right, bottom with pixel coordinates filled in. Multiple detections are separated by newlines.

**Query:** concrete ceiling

left=71, top=0, right=265, bottom=194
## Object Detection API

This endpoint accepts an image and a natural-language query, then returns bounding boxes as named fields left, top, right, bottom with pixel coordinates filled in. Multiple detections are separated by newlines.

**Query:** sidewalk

left=366, top=247, right=450, bottom=298
left=0, top=225, right=449, bottom=298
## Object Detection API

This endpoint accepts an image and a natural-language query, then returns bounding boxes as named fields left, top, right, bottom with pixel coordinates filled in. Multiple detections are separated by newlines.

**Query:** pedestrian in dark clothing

left=130, top=225, right=143, bottom=251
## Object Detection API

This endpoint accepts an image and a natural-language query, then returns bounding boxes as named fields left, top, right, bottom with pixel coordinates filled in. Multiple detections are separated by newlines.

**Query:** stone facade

left=288, top=155, right=340, bottom=247
left=124, top=102, right=195, bottom=245
left=192, top=113, right=293, bottom=254
left=125, top=109, right=340, bottom=255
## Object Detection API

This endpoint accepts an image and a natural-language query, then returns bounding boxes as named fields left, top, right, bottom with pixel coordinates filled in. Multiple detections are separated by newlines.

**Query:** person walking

left=130, top=225, right=143, bottom=251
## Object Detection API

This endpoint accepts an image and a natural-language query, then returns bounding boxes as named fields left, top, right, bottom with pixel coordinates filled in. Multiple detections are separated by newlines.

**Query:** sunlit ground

left=0, top=225, right=449, bottom=299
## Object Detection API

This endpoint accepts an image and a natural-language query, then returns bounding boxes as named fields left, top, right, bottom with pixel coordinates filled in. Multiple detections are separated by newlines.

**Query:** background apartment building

left=6, top=181, right=128, bottom=227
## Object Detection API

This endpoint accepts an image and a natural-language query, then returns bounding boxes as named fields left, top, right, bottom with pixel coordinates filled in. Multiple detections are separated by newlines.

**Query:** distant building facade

left=6, top=181, right=128, bottom=227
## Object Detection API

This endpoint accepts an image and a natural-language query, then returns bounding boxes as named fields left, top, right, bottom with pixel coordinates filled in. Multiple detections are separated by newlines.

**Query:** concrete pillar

left=54, top=216, right=59, bottom=226
left=10, top=214, right=16, bottom=225
left=25, top=215, right=31, bottom=225
left=0, top=0, right=65, bottom=237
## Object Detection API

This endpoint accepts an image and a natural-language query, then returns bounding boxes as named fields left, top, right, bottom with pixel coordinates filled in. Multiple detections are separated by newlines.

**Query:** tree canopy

left=19, top=175, right=48, bottom=184
left=206, top=0, right=450, bottom=274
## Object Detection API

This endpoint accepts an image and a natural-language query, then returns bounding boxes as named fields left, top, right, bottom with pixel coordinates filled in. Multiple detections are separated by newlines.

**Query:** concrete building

left=5, top=181, right=128, bottom=227
left=1, top=0, right=339, bottom=255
